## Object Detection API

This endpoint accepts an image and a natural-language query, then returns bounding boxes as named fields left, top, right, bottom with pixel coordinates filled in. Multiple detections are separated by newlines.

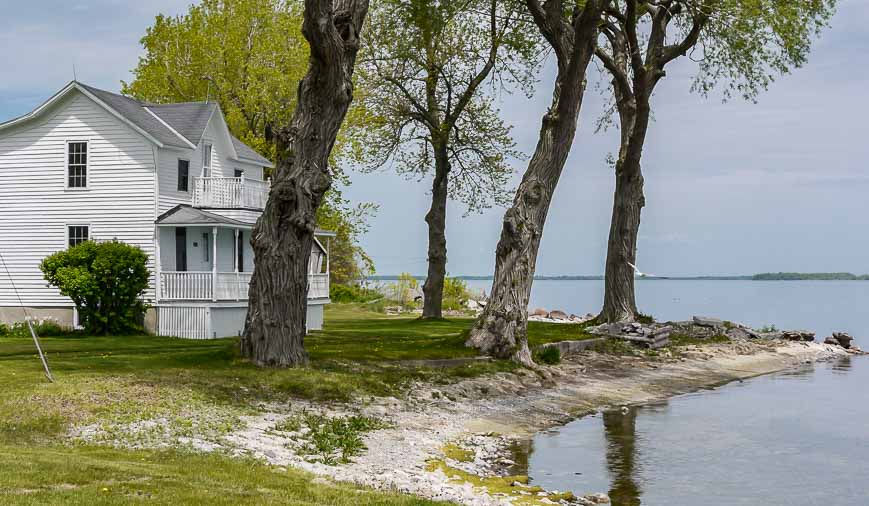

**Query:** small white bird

left=627, top=261, right=650, bottom=278
left=627, top=261, right=668, bottom=279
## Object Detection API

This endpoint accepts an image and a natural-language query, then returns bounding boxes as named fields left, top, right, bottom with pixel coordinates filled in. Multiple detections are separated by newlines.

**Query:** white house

left=0, top=81, right=331, bottom=338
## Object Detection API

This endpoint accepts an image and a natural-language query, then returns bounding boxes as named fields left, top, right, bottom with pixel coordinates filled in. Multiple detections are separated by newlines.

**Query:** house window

left=68, top=225, right=89, bottom=247
left=202, top=144, right=213, bottom=177
left=177, top=159, right=189, bottom=191
left=67, top=141, right=88, bottom=188
left=237, top=231, right=244, bottom=272
left=234, top=169, right=244, bottom=178
left=203, top=232, right=210, bottom=262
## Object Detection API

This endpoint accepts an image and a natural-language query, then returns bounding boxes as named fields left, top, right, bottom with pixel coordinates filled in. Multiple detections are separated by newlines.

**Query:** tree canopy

left=124, top=0, right=374, bottom=282
left=345, top=0, right=542, bottom=211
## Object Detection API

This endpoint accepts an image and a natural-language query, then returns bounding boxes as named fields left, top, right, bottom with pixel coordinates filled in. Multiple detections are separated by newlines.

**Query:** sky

left=2, top=1, right=868, bottom=277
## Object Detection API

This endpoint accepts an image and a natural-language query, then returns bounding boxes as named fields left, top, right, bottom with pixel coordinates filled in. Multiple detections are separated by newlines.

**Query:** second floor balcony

left=192, top=176, right=270, bottom=210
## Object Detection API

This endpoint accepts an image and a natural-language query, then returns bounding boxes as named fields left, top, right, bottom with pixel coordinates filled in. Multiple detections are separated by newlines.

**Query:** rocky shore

left=223, top=332, right=859, bottom=505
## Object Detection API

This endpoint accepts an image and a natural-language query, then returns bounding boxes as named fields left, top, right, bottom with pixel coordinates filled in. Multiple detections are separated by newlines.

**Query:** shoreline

left=226, top=339, right=857, bottom=505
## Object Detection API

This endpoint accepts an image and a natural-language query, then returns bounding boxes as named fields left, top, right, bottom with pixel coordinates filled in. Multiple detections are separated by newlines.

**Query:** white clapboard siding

left=0, top=91, right=157, bottom=307
left=156, top=113, right=265, bottom=214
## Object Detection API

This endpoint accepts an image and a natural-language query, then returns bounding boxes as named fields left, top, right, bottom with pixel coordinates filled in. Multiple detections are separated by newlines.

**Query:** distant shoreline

left=368, top=272, right=869, bottom=282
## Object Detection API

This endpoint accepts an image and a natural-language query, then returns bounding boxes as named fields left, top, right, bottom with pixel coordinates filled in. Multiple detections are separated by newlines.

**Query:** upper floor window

left=234, top=168, right=244, bottom=178
left=68, top=225, right=89, bottom=247
left=67, top=141, right=88, bottom=188
left=177, top=159, right=189, bottom=192
left=202, top=144, right=213, bottom=177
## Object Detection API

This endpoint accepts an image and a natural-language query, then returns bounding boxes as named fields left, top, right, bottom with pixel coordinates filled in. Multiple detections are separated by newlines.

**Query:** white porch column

left=234, top=228, right=240, bottom=301
left=211, top=226, right=218, bottom=302
left=154, top=226, right=162, bottom=303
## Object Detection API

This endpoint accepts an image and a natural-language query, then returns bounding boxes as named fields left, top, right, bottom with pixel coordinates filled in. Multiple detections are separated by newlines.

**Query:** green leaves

left=40, top=241, right=150, bottom=335
left=344, top=0, right=543, bottom=212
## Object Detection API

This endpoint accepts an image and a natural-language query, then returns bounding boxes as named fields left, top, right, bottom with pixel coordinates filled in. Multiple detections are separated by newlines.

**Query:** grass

left=0, top=304, right=596, bottom=504
left=0, top=444, right=440, bottom=505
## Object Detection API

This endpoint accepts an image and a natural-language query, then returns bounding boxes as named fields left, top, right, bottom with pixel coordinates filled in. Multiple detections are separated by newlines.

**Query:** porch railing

left=192, top=176, right=270, bottom=209
left=159, top=271, right=328, bottom=301
left=309, top=273, right=329, bottom=299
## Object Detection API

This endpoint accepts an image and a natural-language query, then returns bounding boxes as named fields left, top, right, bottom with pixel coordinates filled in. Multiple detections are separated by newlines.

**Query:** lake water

left=460, top=279, right=869, bottom=505
left=464, top=279, right=869, bottom=338
left=512, top=357, right=868, bottom=505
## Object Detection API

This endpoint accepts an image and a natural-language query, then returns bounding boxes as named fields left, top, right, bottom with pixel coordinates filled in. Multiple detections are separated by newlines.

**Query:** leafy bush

left=442, top=276, right=470, bottom=311
left=40, top=240, right=150, bottom=335
left=533, top=346, right=561, bottom=365
left=390, top=273, right=420, bottom=309
left=329, top=283, right=381, bottom=303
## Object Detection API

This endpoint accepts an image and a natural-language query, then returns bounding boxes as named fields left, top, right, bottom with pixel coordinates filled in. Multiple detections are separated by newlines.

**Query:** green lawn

left=0, top=304, right=593, bottom=504
left=0, top=445, right=440, bottom=505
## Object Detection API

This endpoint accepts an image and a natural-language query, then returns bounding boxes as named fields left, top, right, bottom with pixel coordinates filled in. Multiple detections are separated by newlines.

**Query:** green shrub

left=442, top=276, right=470, bottom=311
left=273, top=413, right=390, bottom=465
left=329, top=283, right=381, bottom=303
left=390, top=273, right=420, bottom=309
left=533, top=346, right=561, bottom=365
left=40, top=240, right=150, bottom=335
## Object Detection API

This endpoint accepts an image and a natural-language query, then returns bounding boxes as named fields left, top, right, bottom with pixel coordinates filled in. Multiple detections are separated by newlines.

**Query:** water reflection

left=831, top=356, right=852, bottom=373
left=602, top=407, right=642, bottom=505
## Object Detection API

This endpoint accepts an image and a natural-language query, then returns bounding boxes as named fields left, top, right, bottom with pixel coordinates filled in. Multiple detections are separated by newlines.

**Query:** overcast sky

left=3, top=1, right=867, bottom=276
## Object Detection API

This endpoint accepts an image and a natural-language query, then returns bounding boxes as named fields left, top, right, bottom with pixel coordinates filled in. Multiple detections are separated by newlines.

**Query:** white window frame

left=65, top=139, right=90, bottom=190
left=65, top=223, right=91, bottom=248
left=202, top=142, right=213, bottom=178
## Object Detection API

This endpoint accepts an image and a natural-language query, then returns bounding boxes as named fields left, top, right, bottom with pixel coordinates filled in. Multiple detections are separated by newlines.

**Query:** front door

left=175, top=227, right=187, bottom=271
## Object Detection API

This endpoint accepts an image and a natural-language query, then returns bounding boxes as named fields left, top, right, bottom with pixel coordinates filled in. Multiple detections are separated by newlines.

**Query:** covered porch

left=155, top=206, right=331, bottom=302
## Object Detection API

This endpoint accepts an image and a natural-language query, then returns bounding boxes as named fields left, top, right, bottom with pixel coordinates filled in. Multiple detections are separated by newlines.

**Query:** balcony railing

left=159, top=271, right=328, bottom=301
left=192, top=176, right=270, bottom=209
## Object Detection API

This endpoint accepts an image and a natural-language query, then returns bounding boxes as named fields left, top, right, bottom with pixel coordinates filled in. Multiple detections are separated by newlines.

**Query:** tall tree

left=595, top=0, right=836, bottom=322
left=345, top=0, right=539, bottom=319
left=241, top=0, right=370, bottom=366
left=466, top=0, right=610, bottom=365
left=125, top=0, right=374, bottom=286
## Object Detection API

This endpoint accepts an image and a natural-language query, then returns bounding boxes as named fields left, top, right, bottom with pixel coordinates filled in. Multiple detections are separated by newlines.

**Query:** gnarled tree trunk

left=241, top=0, right=369, bottom=367
left=466, top=0, right=607, bottom=365
left=422, top=143, right=450, bottom=319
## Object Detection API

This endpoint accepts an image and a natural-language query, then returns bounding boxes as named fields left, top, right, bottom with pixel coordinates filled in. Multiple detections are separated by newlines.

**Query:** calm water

left=461, top=279, right=869, bottom=504
left=512, top=357, right=868, bottom=505
left=464, top=279, right=869, bottom=338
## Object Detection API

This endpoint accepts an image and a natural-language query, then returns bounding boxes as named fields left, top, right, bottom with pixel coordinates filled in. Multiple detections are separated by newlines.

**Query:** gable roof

left=0, top=81, right=274, bottom=167
left=146, top=102, right=217, bottom=147
left=230, top=134, right=273, bottom=166
left=76, top=83, right=193, bottom=149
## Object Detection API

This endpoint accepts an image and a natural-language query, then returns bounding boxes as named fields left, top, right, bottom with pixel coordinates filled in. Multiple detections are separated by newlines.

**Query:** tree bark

left=422, top=142, right=450, bottom=319
left=599, top=158, right=645, bottom=322
left=241, top=0, right=369, bottom=367
left=466, top=0, right=607, bottom=365
left=599, top=94, right=652, bottom=323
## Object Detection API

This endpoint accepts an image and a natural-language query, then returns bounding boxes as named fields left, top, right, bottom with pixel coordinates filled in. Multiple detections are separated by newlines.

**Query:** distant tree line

left=752, top=273, right=869, bottom=281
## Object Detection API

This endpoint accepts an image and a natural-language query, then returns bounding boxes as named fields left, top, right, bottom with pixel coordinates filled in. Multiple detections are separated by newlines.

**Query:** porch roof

left=156, top=205, right=338, bottom=237
left=156, top=205, right=254, bottom=228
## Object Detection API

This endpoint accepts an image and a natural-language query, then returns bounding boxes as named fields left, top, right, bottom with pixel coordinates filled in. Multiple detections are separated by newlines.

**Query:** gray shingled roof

left=230, top=134, right=273, bottom=166
left=156, top=205, right=254, bottom=227
left=146, top=102, right=217, bottom=146
left=76, top=83, right=272, bottom=166
left=77, top=83, right=191, bottom=148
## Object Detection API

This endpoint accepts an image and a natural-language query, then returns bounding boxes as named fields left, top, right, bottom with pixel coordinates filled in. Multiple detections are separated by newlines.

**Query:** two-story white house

left=0, top=81, right=331, bottom=339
